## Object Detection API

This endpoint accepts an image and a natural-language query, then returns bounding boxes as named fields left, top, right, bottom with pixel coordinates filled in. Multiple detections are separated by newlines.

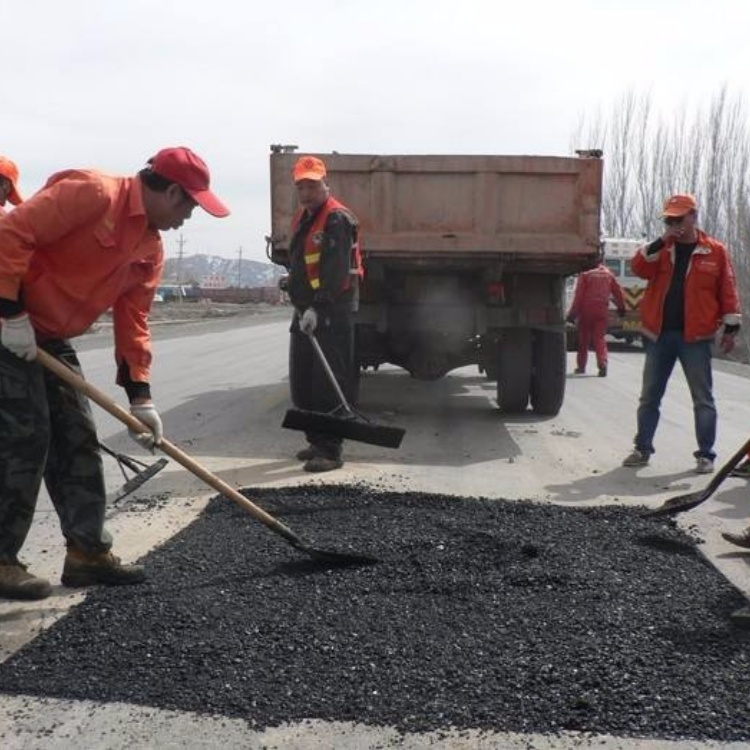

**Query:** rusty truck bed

left=269, top=152, right=602, bottom=273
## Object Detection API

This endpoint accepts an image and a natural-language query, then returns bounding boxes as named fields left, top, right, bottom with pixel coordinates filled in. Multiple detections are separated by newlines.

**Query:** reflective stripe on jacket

left=0, top=169, right=164, bottom=382
left=632, top=230, right=741, bottom=341
left=291, top=196, right=362, bottom=292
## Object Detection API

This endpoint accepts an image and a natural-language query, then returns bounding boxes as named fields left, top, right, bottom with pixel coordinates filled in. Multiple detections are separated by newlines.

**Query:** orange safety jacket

left=291, top=196, right=363, bottom=292
left=568, top=263, right=625, bottom=320
left=0, top=169, right=164, bottom=383
left=632, top=229, right=741, bottom=342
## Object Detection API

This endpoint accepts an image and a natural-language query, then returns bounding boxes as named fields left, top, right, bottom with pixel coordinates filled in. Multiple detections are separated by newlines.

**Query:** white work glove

left=129, top=402, right=164, bottom=451
left=299, top=307, right=318, bottom=335
left=1, top=313, right=37, bottom=361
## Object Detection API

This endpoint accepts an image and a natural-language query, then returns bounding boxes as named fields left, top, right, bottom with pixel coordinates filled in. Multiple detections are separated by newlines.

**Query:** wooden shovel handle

left=36, top=349, right=301, bottom=546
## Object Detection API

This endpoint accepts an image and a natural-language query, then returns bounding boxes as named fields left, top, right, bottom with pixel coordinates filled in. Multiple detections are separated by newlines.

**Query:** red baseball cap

left=149, top=147, right=230, bottom=218
left=0, top=156, right=23, bottom=206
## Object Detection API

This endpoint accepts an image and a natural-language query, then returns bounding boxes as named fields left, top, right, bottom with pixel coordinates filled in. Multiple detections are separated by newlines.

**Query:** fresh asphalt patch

left=1, top=485, right=749, bottom=743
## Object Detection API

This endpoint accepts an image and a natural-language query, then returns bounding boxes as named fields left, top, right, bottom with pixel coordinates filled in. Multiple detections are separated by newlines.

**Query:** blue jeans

left=634, top=330, right=716, bottom=460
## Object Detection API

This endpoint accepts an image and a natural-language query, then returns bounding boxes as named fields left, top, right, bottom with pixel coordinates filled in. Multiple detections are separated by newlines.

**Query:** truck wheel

left=530, top=329, right=566, bottom=416
left=496, top=329, right=531, bottom=413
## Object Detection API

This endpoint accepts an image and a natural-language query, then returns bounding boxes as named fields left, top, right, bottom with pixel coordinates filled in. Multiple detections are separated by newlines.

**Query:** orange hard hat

left=293, top=156, right=327, bottom=183
left=0, top=156, right=23, bottom=205
left=662, top=194, right=697, bottom=217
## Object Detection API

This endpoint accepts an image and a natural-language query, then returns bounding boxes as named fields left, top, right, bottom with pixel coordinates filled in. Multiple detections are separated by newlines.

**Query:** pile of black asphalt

left=1, top=484, right=749, bottom=743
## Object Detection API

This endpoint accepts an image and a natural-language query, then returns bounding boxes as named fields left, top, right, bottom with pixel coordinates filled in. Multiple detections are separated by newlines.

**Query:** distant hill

left=162, top=254, right=285, bottom=288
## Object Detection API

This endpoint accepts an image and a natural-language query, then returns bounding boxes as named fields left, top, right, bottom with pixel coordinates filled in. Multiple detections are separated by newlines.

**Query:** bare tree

left=573, top=85, right=750, bottom=357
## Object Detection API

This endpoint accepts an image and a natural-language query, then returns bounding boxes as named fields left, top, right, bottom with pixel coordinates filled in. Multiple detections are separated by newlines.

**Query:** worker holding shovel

left=0, top=147, right=229, bottom=601
left=285, top=156, right=363, bottom=473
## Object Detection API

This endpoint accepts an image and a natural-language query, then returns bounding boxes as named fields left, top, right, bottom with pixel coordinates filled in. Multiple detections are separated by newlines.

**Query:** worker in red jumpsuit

left=566, top=259, right=626, bottom=377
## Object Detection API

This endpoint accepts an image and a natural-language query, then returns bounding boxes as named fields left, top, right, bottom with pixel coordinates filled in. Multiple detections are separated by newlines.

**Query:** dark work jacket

left=287, top=199, right=357, bottom=315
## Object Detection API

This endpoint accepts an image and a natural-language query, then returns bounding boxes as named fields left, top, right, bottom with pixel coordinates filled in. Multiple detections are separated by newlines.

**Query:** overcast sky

left=4, top=0, right=748, bottom=262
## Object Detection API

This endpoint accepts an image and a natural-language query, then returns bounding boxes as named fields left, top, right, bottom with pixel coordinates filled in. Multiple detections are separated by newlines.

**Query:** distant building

left=201, top=273, right=229, bottom=289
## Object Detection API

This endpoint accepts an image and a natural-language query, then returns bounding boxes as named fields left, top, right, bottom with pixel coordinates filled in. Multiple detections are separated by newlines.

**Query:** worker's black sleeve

left=117, top=360, right=152, bottom=402
left=646, top=238, right=666, bottom=255
left=0, top=295, right=25, bottom=317
left=313, top=211, right=355, bottom=312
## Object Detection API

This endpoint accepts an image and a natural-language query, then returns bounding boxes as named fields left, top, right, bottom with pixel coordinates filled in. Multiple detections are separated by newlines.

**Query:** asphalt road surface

left=2, top=313, right=750, bottom=750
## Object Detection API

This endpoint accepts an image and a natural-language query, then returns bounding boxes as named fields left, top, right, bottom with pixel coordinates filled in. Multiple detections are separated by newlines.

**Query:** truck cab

left=565, top=237, right=644, bottom=350
left=602, top=238, right=644, bottom=345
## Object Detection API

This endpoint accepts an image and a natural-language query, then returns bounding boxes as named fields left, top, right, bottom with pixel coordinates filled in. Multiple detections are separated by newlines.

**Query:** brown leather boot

left=721, top=527, right=750, bottom=549
left=62, top=548, right=146, bottom=587
left=0, top=561, right=52, bottom=600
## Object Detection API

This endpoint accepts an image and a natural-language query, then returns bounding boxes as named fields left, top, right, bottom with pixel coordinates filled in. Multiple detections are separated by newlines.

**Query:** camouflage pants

left=0, top=339, right=111, bottom=563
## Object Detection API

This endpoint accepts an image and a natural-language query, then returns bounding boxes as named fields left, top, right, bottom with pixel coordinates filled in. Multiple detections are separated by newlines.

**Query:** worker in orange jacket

left=0, top=156, right=23, bottom=217
left=0, top=147, right=229, bottom=601
left=566, top=257, right=626, bottom=377
left=621, top=193, right=740, bottom=475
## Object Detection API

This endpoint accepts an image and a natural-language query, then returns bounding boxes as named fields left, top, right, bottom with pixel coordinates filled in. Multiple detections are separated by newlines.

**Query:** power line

left=176, top=234, right=187, bottom=302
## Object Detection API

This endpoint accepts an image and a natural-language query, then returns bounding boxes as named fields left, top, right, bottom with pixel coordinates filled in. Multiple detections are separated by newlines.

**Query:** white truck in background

left=268, top=147, right=603, bottom=416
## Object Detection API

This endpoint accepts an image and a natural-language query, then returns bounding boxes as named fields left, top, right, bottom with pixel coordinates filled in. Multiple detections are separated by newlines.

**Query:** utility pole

left=176, top=234, right=187, bottom=303
left=237, top=246, right=243, bottom=288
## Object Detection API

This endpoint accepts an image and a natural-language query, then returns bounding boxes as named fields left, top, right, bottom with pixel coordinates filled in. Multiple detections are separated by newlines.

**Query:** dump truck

left=267, top=146, right=603, bottom=416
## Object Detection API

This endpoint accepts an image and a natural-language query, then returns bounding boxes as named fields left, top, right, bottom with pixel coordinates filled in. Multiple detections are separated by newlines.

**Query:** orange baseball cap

left=149, top=146, right=230, bottom=218
left=662, top=194, right=697, bottom=217
left=0, top=156, right=23, bottom=205
left=293, top=156, right=327, bottom=183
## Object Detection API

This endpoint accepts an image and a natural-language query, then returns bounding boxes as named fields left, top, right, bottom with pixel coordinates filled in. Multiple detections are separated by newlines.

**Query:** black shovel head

left=641, top=490, right=707, bottom=518
left=282, top=408, right=405, bottom=449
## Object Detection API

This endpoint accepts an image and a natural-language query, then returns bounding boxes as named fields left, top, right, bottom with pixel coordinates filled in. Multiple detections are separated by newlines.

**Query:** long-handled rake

left=98, top=442, right=169, bottom=502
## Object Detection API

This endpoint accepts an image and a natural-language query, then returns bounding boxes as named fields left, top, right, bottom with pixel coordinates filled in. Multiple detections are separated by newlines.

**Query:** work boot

left=622, top=449, right=649, bottom=467
left=0, top=561, right=52, bottom=601
left=303, top=456, right=344, bottom=473
left=62, top=548, right=146, bottom=588
left=574, top=367, right=585, bottom=374
left=296, top=444, right=321, bottom=461
left=598, top=365, right=607, bottom=377
left=721, top=526, right=750, bottom=549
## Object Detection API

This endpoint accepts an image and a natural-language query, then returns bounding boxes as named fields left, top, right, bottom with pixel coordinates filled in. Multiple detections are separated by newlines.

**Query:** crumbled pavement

left=0, top=485, right=748, bottom=743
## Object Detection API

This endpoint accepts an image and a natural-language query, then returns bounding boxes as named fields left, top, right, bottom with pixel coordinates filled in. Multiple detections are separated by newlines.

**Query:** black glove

left=565, top=315, right=575, bottom=325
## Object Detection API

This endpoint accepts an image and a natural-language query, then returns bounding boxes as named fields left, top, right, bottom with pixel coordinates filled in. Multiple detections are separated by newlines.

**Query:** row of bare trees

left=573, top=87, right=750, bottom=353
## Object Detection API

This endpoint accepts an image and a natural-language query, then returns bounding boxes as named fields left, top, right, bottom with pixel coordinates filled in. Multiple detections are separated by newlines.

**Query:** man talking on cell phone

left=621, top=193, right=740, bottom=476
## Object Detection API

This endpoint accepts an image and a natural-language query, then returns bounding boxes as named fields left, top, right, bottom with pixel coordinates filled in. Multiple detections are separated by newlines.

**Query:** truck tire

left=496, top=329, right=531, bottom=413
left=530, top=329, right=566, bottom=416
